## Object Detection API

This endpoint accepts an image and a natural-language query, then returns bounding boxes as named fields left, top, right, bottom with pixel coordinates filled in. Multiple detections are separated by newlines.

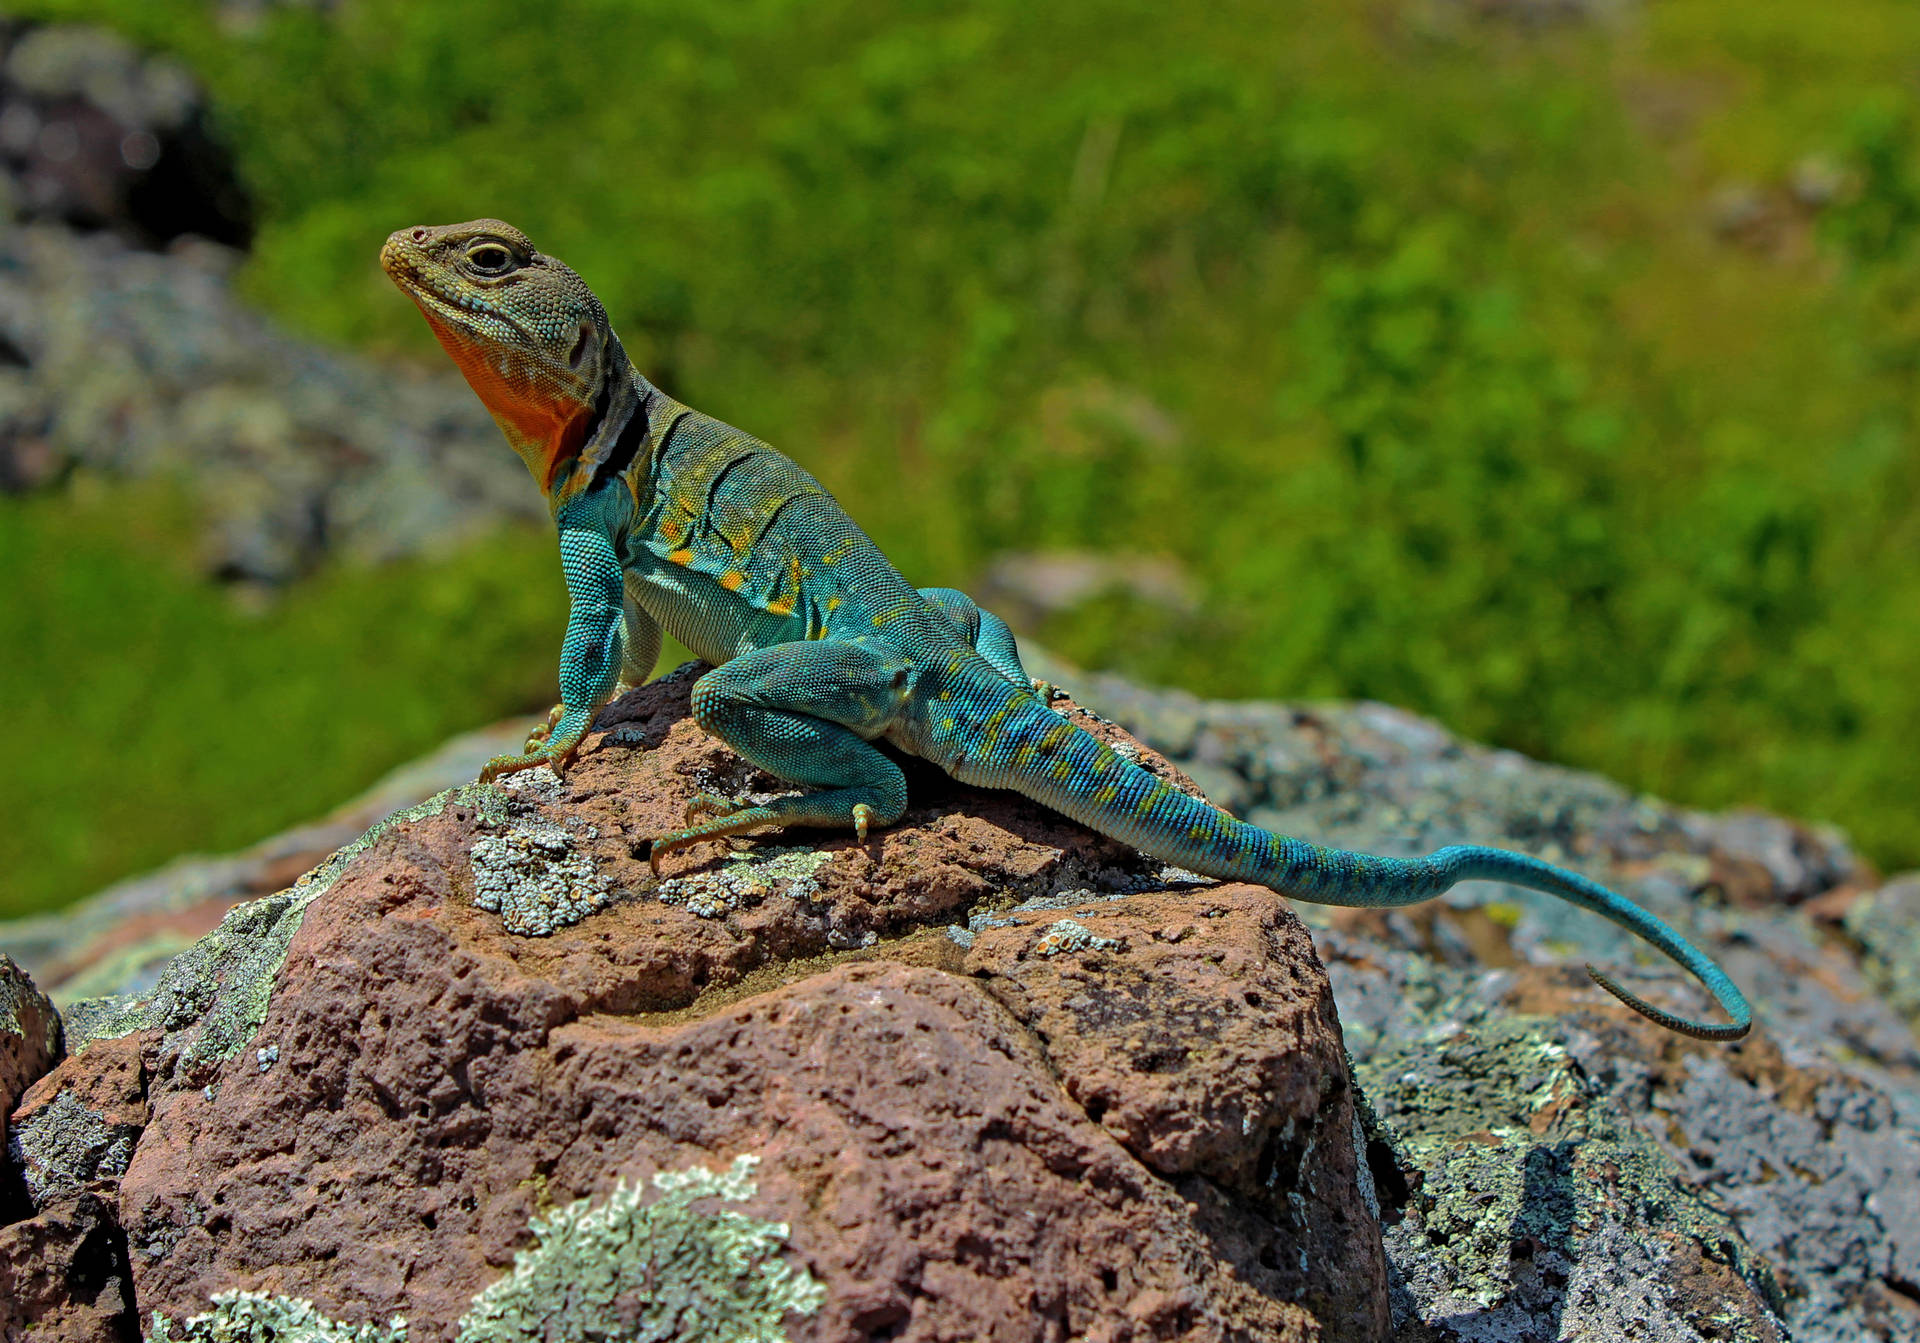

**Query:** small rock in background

left=0, top=20, right=249, bottom=247
left=0, top=17, right=541, bottom=583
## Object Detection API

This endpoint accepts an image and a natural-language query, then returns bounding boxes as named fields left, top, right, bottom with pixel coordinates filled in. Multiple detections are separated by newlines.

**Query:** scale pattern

left=381, top=218, right=1751, bottom=1042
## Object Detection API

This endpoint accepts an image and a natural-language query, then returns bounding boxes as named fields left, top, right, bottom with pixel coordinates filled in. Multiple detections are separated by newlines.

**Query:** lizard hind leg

left=918, top=586, right=1058, bottom=701
left=649, top=640, right=913, bottom=874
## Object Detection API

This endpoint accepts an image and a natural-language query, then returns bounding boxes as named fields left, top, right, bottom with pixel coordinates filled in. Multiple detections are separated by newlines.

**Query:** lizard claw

left=684, top=792, right=740, bottom=825
left=852, top=802, right=875, bottom=843
left=479, top=740, right=577, bottom=785
left=523, top=702, right=566, bottom=753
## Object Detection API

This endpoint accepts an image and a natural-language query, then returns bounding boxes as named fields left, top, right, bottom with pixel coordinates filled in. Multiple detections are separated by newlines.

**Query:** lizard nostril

left=411, top=228, right=429, bottom=243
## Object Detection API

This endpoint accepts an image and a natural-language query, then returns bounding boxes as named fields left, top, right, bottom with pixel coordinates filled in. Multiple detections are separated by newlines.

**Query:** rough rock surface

left=1, top=952, right=60, bottom=1199
left=2, top=956, right=133, bottom=1343
left=10, top=656, right=1920, bottom=1340
left=1038, top=658, right=1920, bottom=1343
left=8, top=667, right=1383, bottom=1342
left=0, top=719, right=527, bottom=1008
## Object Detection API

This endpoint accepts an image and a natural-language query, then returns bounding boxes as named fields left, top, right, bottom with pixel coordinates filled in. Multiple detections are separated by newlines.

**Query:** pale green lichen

left=144, top=1155, right=823, bottom=1343
left=457, top=1154, right=824, bottom=1343
left=146, top=1290, right=408, bottom=1342
left=654, top=847, right=832, bottom=921
left=1033, top=918, right=1123, bottom=957
left=64, top=783, right=510, bottom=1062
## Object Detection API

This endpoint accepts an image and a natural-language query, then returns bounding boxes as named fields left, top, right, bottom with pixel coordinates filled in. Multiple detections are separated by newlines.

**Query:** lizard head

left=381, top=219, right=622, bottom=495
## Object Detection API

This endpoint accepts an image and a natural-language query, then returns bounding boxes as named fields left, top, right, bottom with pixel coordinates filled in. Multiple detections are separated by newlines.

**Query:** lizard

left=381, top=218, right=1751, bottom=1042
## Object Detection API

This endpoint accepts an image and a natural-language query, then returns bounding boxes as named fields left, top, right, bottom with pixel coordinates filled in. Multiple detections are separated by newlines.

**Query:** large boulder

left=9, top=666, right=1385, bottom=1342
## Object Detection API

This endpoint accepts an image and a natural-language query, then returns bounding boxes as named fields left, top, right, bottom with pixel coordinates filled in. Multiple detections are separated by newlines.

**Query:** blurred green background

left=4, top=0, right=1917, bottom=918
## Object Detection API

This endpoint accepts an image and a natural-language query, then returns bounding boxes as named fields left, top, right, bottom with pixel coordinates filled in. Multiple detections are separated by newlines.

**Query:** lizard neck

left=545, top=342, right=655, bottom=511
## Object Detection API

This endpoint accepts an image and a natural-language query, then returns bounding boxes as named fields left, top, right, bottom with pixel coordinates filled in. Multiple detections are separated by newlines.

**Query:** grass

left=2, top=0, right=1917, bottom=915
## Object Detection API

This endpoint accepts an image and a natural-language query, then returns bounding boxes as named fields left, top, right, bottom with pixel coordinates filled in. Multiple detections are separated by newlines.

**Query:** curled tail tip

left=1586, top=965, right=1753, bottom=1042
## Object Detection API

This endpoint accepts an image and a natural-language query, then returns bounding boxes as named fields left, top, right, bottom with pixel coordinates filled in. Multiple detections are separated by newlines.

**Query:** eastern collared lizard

left=381, top=219, right=1750, bottom=1041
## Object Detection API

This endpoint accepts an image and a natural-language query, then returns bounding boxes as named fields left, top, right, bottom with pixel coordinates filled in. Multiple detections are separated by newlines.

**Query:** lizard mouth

left=381, top=239, right=535, bottom=345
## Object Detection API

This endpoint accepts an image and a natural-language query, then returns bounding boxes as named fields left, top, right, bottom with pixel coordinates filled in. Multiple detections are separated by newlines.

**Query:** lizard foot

left=1032, top=679, right=1062, bottom=704
left=522, top=702, right=567, bottom=753
left=649, top=794, right=890, bottom=875
left=684, top=792, right=744, bottom=825
left=650, top=807, right=784, bottom=875
left=480, top=738, right=581, bottom=784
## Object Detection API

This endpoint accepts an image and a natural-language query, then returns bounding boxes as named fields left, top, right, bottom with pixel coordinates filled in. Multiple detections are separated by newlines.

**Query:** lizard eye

left=466, top=243, right=515, bottom=274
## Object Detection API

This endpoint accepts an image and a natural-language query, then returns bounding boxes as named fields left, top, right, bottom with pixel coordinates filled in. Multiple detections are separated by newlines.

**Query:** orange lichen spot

left=720, top=570, right=747, bottom=592
left=667, top=548, right=695, bottom=566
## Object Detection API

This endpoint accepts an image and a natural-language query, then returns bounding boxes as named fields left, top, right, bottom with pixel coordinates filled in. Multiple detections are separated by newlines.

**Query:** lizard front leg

left=648, top=638, right=914, bottom=872
left=527, top=571, right=663, bottom=751
left=918, top=586, right=1059, bottom=701
left=483, top=520, right=627, bottom=783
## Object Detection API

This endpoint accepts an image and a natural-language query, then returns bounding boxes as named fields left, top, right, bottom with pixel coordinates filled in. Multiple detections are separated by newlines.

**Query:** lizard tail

left=964, top=685, right=1751, bottom=1041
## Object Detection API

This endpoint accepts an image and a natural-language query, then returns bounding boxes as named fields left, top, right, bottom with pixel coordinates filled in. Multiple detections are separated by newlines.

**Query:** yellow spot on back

left=942, top=717, right=955, bottom=731
left=826, top=596, right=843, bottom=613
left=667, top=548, right=695, bottom=565
left=720, top=570, right=746, bottom=591
left=767, top=598, right=795, bottom=617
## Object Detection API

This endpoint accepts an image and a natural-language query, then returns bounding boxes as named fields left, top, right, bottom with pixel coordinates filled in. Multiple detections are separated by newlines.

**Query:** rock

left=11, top=667, right=1380, bottom=1341
left=0, top=719, right=529, bottom=1006
left=1025, top=653, right=1920, bottom=1341
left=1, top=953, right=61, bottom=1204
left=0, top=19, right=248, bottom=246
left=0, top=224, right=539, bottom=582
left=1848, top=873, right=1920, bottom=1031
left=11, top=1035, right=147, bottom=1211
left=17, top=653, right=1920, bottom=1339
left=0, top=1187, right=138, bottom=1342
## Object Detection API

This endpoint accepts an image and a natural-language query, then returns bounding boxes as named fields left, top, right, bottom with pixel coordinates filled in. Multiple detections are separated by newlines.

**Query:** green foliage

left=457, top=1154, right=824, bottom=1343
left=5, top=0, right=1919, bottom=893
left=0, top=484, right=562, bottom=917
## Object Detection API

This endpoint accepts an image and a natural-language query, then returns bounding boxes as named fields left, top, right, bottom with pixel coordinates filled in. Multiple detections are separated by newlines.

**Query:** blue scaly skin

left=382, top=219, right=1751, bottom=1042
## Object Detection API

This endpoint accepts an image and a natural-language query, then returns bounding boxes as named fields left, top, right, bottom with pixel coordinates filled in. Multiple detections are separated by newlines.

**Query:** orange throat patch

left=423, top=313, right=591, bottom=494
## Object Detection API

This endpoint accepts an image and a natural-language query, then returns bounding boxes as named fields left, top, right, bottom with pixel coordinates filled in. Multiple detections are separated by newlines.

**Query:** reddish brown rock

left=0, top=1188, right=137, bottom=1343
left=1, top=954, right=61, bottom=1178
left=84, top=669, right=1380, bottom=1341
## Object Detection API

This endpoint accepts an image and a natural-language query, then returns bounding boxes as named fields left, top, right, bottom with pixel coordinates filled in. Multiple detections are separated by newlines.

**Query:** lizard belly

left=626, top=555, right=804, bottom=665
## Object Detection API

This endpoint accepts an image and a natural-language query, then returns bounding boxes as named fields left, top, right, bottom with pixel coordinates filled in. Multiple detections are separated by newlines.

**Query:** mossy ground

left=5, top=0, right=1919, bottom=915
